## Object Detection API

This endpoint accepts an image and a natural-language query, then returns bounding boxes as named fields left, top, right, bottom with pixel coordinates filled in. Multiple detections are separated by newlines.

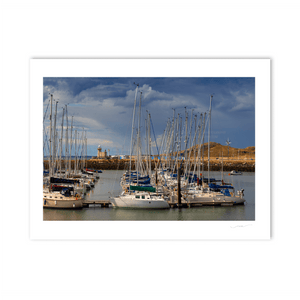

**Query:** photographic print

left=30, top=59, right=270, bottom=240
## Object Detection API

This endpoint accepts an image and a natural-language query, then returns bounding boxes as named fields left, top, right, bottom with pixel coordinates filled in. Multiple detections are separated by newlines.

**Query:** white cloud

left=230, top=91, right=254, bottom=111
left=73, top=116, right=103, bottom=130
left=87, top=138, right=113, bottom=146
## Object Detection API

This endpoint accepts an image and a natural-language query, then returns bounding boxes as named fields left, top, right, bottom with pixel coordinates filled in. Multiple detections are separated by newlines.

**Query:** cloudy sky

left=43, top=77, right=255, bottom=156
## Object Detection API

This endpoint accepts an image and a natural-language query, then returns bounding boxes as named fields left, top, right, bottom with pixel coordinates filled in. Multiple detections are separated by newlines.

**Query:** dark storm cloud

left=43, top=77, right=255, bottom=155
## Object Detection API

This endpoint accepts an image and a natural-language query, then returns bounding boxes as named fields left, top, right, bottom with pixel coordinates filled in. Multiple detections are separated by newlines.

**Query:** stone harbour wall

left=44, top=158, right=255, bottom=172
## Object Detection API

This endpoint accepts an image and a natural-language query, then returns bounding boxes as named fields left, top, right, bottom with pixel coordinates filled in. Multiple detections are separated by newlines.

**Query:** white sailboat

left=184, top=184, right=245, bottom=205
left=111, top=191, right=169, bottom=209
left=112, top=84, right=169, bottom=209
left=229, top=170, right=242, bottom=175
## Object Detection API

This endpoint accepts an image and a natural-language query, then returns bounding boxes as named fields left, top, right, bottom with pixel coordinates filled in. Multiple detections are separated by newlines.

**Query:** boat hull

left=185, top=193, right=245, bottom=205
left=43, top=193, right=83, bottom=209
left=229, top=171, right=242, bottom=175
left=111, top=197, right=169, bottom=209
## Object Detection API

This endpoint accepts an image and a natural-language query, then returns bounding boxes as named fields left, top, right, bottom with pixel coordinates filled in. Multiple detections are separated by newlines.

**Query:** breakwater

left=44, top=158, right=255, bottom=172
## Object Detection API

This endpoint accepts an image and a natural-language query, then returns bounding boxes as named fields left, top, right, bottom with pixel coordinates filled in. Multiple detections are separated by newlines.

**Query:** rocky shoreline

left=44, top=158, right=255, bottom=172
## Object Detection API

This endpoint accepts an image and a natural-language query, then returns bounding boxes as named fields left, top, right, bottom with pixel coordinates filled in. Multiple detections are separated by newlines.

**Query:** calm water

left=43, top=170, right=255, bottom=221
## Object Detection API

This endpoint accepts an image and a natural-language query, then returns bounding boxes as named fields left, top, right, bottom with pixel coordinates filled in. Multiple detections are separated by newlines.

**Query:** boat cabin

left=135, top=194, right=150, bottom=200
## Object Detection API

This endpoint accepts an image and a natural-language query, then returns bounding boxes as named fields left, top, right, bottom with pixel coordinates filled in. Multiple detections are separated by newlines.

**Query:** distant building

left=97, top=145, right=107, bottom=159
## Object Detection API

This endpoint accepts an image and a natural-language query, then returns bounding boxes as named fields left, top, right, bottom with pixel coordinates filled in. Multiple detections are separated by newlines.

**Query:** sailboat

left=43, top=94, right=84, bottom=209
left=182, top=95, right=245, bottom=205
left=229, top=170, right=242, bottom=175
left=43, top=177, right=83, bottom=209
left=111, top=84, right=169, bottom=209
left=111, top=189, right=169, bottom=209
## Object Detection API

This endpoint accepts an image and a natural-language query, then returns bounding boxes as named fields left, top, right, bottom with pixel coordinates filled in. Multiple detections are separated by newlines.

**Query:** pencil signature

left=230, top=224, right=252, bottom=228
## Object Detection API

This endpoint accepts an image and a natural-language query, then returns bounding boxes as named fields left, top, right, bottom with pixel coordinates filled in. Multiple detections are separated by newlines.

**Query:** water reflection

left=43, top=208, right=88, bottom=221
left=44, top=204, right=248, bottom=221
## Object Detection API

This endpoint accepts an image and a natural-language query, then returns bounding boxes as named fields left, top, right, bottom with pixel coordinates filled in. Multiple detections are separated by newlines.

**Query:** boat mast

left=43, top=99, right=50, bottom=161
left=186, top=113, right=197, bottom=179
left=193, top=114, right=198, bottom=171
left=221, top=151, right=224, bottom=183
left=148, top=112, right=152, bottom=177
left=64, top=105, right=68, bottom=176
left=84, top=131, right=87, bottom=169
left=202, top=112, right=206, bottom=184
left=163, top=119, right=170, bottom=171
left=78, top=130, right=81, bottom=171
left=168, top=108, right=175, bottom=170
left=78, top=130, right=81, bottom=174
left=183, top=107, right=188, bottom=173
left=184, top=110, right=194, bottom=177
left=193, top=121, right=201, bottom=177
left=172, top=109, right=176, bottom=170
left=174, top=113, right=180, bottom=172
left=80, top=128, right=84, bottom=171
left=59, top=107, right=64, bottom=177
left=145, top=115, right=148, bottom=175
left=179, top=115, right=182, bottom=161
left=197, top=113, right=203, bottom=179
left=49, top=94, right=53, bottom=177
left=129, top=83, right=139, bottom=188
left=189, top=109, right=194, bottom=151
left=75, top=129, right=77, bottom=175
left=69, top=116, right=73, bottom=175
left=207, top=95, right=213, bottom=186
left=53, top=100, right=58, bottom=174
left=137, top=91, right=142, bottom=186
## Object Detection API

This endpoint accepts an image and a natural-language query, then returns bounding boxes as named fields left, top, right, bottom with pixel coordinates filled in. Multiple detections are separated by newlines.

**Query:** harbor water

left=43, top=170, right=255, bottom=221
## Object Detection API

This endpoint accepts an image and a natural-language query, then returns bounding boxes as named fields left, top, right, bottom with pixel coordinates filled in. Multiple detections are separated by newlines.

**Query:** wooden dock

left=82, top=200, right=110, bottom=207
left=82, top=199, right=244, bottom=208
left=167, top=199, right=245, bottom=208
left=168, top=202, right=235, bottom=208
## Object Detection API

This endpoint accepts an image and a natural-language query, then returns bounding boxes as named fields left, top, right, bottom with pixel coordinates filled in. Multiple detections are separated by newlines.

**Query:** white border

left=30, top=59, right=270, bottom=240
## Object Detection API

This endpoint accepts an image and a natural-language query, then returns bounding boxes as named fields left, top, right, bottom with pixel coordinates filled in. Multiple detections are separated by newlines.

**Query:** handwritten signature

left=230, top=224, right=253, bottom=228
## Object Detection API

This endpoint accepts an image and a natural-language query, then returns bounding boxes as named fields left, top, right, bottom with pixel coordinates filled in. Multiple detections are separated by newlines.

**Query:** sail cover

left=50, top=177, right=79, bottom=184
left=129, top=185, right=156, bottom=192
left=209, top=183, right=234, bottom=189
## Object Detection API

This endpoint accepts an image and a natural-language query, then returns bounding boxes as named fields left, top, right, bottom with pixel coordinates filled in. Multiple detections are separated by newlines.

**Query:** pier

left=83, top=200, right=110, bottom=208
left=167, top=200, right=243, bottom=208
left=82, top=199, right=244, bottom=208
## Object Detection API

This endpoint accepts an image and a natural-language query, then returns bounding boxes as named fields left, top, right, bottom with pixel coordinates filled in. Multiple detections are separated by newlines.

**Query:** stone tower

left=97, top=145, right=102, bottom=158
left=97, top=145, right=106, bottom=158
